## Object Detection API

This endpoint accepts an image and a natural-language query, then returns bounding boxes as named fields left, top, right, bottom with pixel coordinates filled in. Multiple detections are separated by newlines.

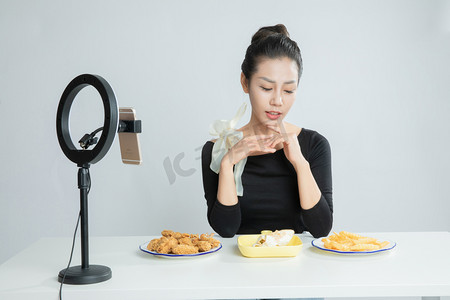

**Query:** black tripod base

left=58, top=265, right=112, bottom=285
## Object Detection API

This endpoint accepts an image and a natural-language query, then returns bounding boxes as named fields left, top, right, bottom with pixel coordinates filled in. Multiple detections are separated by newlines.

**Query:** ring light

left=56, top=74, right=117, bottom=285
left=56, top=74, right=118, bottom=166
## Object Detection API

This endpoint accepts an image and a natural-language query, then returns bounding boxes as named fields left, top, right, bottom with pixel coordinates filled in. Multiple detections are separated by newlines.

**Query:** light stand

left=56, top=74, right=118, bottom=284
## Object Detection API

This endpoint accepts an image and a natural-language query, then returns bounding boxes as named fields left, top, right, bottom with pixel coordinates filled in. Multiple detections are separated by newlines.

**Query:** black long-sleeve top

left=201, top=128, right=333, bottom=238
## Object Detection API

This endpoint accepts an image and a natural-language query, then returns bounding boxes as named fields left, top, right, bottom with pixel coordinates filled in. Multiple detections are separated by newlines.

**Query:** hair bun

left=251, top=24, right=290, bottom=44
left=242, top=23, right=302, bottom=82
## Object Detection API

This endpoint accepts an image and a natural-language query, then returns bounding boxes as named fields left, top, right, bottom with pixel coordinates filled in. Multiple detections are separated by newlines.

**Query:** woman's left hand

left=266, top=124, right=306, bottom=167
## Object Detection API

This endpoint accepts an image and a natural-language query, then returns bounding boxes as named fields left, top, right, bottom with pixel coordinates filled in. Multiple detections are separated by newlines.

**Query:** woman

left=201, top=24, right=333, bottom=238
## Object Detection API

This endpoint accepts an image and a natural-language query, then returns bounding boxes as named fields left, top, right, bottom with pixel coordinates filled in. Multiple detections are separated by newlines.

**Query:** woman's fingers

left=278, top=121, right=288, bottom=136
left=232, top=131, right=297, bottom=159
left=269, top=136, right=285, bottom=148
left=243, top=138, right=278, bottom=154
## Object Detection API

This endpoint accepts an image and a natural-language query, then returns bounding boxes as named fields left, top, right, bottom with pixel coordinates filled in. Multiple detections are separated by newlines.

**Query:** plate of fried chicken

left=140, top=230, right=222, bottom=258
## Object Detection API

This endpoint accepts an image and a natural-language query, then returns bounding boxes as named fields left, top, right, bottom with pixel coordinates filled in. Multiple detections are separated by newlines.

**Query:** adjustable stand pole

left=79, top=164, right=90, bottom=269
left=58, top=164, right=112, bottom=285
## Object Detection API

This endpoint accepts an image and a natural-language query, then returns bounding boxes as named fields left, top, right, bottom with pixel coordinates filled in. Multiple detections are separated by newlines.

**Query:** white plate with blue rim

left=311, top=238, right=396, bottom=255
left=139, top=241, right=222, bottom=258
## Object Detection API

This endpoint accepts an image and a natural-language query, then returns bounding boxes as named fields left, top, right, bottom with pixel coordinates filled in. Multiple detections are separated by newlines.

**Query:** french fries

left=322, top=231, right=389, bottom=252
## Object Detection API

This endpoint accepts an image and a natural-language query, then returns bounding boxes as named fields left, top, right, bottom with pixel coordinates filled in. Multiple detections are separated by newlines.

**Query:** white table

left=0, top=232, right=449, bottom=299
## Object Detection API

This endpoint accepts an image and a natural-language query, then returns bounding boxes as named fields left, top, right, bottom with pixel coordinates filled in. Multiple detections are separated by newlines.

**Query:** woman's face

left=242, top=56, right=299, bottom=127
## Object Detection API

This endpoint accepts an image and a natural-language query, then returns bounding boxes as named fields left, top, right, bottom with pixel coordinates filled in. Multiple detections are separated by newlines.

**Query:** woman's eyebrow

left=258, top=77, right=296, bottom=84
left=258, top=76, right=276, bottom=83
left=283, top=80, right=297, bottom=84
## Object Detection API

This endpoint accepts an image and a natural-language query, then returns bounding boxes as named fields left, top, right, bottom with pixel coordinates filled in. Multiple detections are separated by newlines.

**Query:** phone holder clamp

left=118, top=120, right=142, bottom=133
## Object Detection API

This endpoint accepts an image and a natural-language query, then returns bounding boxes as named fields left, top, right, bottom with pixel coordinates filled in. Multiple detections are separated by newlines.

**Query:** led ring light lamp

left=56, top=74, right=118, bottom=285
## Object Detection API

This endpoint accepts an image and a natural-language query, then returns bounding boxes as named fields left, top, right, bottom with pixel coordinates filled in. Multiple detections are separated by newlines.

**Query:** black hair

left=241, top=24, right=303, bottom=83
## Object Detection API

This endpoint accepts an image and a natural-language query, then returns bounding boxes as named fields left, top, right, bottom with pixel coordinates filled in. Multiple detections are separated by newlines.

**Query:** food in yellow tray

left=147, top=230, right=221, bottom=255
left=322, top=231, right=390, bottom=252
left=238, top=230, right=302, bottom=257
left=252, top=229, right=295, bottom=247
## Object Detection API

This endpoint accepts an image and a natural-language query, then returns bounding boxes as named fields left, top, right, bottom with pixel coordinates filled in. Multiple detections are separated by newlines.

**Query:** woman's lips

left=266, top=111, right=281, bottom=120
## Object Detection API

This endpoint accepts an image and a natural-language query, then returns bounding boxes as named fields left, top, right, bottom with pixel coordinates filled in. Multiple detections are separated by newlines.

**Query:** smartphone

left=118, top=107, right=142, bottom=165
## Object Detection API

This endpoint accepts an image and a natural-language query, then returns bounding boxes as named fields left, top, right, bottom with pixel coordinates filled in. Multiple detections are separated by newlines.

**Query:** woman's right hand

left=221, top=135, right=276, bottom=167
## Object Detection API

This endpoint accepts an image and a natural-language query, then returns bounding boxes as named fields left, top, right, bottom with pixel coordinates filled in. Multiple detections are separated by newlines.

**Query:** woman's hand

left=266, top=123, right=322, bottom=211
left=222, top=135, right=276, bottom=167
left=218, top=134, right=276, bottom=206
left=266, top=124, right=307, bottom=168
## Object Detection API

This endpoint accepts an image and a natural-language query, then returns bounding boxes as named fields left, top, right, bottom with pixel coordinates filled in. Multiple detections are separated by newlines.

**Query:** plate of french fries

left=312, top=231, right=396, bottom=254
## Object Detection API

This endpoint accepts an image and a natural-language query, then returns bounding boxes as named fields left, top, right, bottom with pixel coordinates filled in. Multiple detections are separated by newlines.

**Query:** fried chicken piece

left=209, top=238, right=221, bottom=248
left=196, top=241, right=212, bottom=252
left=178, top=236, right=193, bottom=246
left=168, top=237, right=179, bottom=249
left=148, top=236, right=178, bottom=254
left=199, top=233, right=211, bottom=241
left=161, top=230, right=174, bottom=237
left=156, top=240, right=172, bottom=254
left=151, top=236, right=172, bottom=254
left=199, top=233, right=220, bottom=246
left=171, top=231, right=190, bottom=239
left=172, top=232, right=182, bottom=239
left=191, top=237, right=200, bottom=246
left=147, top=238, right=161, bottom=251
left=172, top=244, right=199, bottom=255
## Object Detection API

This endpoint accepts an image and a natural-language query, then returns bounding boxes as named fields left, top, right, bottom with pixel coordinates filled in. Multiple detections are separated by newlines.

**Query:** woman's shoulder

left=203, top=139, right=215, bottom=150
left=299, top=128, right=330, bottom=148
left=299, top=128, right=329, bottom=142
left=298, top=128, right=331, bottom=160
left=201, top=140, right=215, bottom=163
left=202, top=139, right=216, bottom=158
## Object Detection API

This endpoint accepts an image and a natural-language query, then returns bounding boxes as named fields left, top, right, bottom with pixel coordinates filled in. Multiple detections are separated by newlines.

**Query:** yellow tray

left=237, top=234, right=303, bottom=258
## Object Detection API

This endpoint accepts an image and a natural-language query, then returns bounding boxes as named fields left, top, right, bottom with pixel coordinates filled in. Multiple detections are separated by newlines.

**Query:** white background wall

left=1, top=0, right=449, bottom=265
